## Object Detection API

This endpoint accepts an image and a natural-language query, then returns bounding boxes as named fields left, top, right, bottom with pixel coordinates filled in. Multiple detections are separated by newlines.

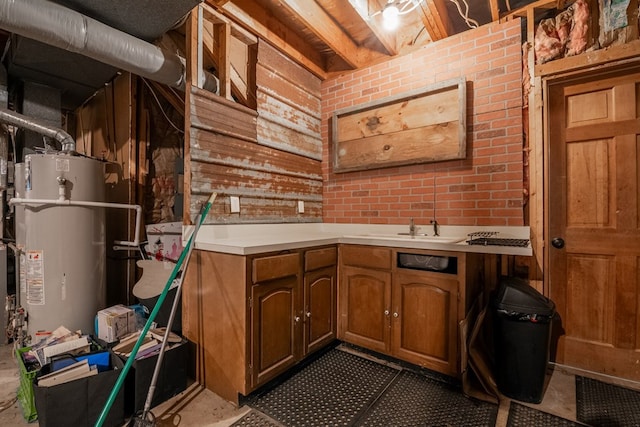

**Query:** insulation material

left=534, top=0, right=591, bottom=64
left=603, top=0, right=631, bottom=31
left=522, top=42, right=531, bottom=108
left=534, top=18, right=563, bottom=63
left=599, top=0, right=638, bottom=47
left=567, top=0, right=591, bottom=56
left=146, top=87, right=183, bottom=224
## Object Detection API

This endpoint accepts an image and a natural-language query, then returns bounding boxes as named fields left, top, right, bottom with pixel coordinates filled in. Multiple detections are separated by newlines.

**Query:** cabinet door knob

left=306, top=312, right=311, bottom=318
left=393, top=312, right=399, bottom=318
left=294, top=316, right=301, bottom=322
left=384, top=310, right=390, bottom=316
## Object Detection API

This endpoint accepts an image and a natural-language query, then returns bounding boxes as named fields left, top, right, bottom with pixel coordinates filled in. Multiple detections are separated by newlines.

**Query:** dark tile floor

left=2, top=342, right=640, bottom=426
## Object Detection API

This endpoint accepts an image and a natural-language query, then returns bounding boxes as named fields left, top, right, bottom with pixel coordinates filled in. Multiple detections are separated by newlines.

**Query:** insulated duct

left=0, top=108, right=75, bottom=153
left=0, top=0, right=217, bottom=92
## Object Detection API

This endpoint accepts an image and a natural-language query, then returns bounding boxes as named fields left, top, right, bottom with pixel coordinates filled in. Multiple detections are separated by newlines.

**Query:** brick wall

left=321, top=19, right=524, bottom=226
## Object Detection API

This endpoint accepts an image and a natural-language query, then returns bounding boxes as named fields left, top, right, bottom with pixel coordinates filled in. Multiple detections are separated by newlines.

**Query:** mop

left=95, top=193, right=216, bottom=427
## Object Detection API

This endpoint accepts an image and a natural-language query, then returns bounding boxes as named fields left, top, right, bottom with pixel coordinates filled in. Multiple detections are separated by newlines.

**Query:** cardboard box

left=123, top=340, right=188, bottom=415
left=97, top=305, right=136, bottom=343
left=33, top=353, right=125, bottom=427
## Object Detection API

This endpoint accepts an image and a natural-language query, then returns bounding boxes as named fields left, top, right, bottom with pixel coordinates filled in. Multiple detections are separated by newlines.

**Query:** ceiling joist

left=348, top=0, right=398, bottom=55
left=418, top=0, right=452, bottom=41
left=210, top=0, right=328, bottom=78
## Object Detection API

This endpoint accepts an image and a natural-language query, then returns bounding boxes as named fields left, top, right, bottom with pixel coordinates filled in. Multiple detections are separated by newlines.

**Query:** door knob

left=384, top=310, right=390, bottom=316
left=551, top=237, right=565, bottom=249
left=393, top=312, right=399, bottom=318
left=294, top=316, right=301, bottom=322
left=306, top=312, right=311, bottom=318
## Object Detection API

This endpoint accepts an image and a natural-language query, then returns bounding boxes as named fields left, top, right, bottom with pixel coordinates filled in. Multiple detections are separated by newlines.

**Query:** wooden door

left=250, top=276, right=300, bottom=388
left=338, top=265, right=392, bottom=353
left=548, top=68, right=640, bottom=380
left=303, top=266, right=337, bottom=355
left=392, top=270, right=458, bottom=375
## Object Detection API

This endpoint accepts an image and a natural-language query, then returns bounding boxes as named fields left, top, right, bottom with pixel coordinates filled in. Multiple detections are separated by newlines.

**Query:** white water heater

left=21, top=153, right=106, bottom=338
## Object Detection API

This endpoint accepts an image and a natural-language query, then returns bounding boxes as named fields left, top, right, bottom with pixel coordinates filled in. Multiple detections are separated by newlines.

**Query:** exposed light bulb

left=382, top=4, right=400, bottom=31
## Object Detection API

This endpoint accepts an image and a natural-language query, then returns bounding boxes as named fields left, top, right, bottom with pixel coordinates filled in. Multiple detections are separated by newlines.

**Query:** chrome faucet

left=430, top=219, right=440, bottom=236
left=409, top=218, right=416, bottom=236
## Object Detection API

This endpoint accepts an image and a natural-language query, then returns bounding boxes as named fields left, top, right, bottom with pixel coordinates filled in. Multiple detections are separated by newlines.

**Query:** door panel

left=566, top=140, right=612, bottom=226
left=392, top=271, right=458, bottom=375
left=338, top=266, right=391, bottom=353
left=548, top=68, right=640, bottom=380
left=304, top=266, right=336, bottom=355
left=251, top=277, right=299, bottom=387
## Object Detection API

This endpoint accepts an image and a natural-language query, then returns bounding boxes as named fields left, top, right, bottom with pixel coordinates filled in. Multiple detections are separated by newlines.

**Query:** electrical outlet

left=297, top=200, right=305, bottom=214
left=230, top=196, right=240, bottom=213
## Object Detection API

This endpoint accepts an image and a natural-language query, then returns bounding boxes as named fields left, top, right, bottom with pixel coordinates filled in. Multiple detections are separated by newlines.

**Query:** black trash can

left=492, top=277, right=555, bottom=403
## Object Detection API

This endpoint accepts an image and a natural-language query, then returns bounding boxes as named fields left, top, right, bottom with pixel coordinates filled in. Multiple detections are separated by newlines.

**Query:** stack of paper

left=113, top=329, right=181, bottom=360
left=28, top=326, right=92, bottom=366
left=37, top=359, right=98, bottom=387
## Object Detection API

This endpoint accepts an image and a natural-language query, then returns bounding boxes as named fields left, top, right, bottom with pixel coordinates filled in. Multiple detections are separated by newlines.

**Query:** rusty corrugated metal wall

left=187, top=39, right=322, bottom=223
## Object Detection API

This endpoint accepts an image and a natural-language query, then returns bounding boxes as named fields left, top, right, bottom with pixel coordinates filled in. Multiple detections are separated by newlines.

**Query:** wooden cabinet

left=183, top=245, right=337, bottom=404
left=303, top=247, right=337, bottom=355
left=251, top=248, right=337, bottom=388
left=338, top=244, right=483, bottom=377
left=250, top=252, right=300, bottom=388
left=392, top=270, right=458, bottom=376
left=339, top=245, right=392, bottom=354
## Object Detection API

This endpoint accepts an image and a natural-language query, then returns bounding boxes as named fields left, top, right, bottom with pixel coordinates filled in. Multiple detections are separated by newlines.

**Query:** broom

left=95, top=193, right=216, bottom=427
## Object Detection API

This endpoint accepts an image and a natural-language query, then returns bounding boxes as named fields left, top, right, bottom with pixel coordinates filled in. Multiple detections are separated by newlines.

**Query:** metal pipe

left=9, top=197, right=142, bottom=247
left=0, top=108, right=75, bottom=153
left=0, top=0, right=189, bottom=90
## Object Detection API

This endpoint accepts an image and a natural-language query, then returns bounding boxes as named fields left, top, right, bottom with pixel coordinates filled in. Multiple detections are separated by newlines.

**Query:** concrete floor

left=1, top=342, right=639, bottom=426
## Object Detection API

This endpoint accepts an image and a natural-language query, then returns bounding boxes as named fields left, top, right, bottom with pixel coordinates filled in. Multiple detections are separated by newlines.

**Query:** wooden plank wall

left=74, top=73, right=139, bottom=305
left=187, top=40, right=323, bottom=223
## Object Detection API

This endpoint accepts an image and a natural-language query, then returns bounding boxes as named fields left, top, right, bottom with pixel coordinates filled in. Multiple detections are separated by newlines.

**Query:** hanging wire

left=449, top=0, right=480, bottom=29
left=110, top=83, right=118, bottom=161
left=412, top=26, right=427, bottom=45
left=78, top=107, right=87, bottom=155
left=141, top=78, right=184, bottom=135
left=397, top=0, right=426, bottom=15
left=102, top=86, right=114, bottom=161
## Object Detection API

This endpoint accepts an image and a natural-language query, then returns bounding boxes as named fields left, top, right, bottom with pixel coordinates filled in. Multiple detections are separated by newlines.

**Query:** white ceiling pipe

left=9, top=197, right=143, bottom=248
left=0, top=0, right=190, bottom=90
left=0, top=108, right=76, bottom=153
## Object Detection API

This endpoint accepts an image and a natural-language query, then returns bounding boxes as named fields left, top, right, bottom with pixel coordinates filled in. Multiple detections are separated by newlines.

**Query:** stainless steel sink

left=346, top=234, right=466, bottom=243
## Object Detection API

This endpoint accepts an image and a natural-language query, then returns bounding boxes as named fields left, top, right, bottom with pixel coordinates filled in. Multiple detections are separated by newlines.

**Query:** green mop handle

left=95, top=193, right=216, bottom=427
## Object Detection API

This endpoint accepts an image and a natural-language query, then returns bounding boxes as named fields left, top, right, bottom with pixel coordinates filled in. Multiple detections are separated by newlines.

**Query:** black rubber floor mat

left=231, top=409, right=283, bottom=427
left=356, top=370, right=498, bottom=426
left=246, top=348, right=400, bottom=426
left=507, top=402, right=582, bottom=426
left=576, top=375, right=640, bottom=426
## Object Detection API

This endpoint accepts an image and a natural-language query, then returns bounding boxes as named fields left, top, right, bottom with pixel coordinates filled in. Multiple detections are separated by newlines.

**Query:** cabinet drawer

left=341, top=245, right=392, bottom=270
left=305, top=247, right=337, bottom=272
left=252, top=253, right=300, bottom=283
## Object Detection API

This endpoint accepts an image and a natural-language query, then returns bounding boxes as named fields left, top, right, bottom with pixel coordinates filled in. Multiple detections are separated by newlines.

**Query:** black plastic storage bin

left=492, top=276, right=555, bottom=403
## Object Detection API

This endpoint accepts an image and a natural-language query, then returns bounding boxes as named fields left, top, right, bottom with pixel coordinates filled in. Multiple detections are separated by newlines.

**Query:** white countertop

left=188, top=223, right=532, bottom=256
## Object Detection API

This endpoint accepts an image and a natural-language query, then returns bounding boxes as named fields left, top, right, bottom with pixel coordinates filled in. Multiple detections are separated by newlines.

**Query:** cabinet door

left=392, top=271, right=458, bottom=376
left=339, top=265, right=391, bottom=353
left=304, top=266, right=337, bottom=355
left=251, top=276, right=301, bottom=388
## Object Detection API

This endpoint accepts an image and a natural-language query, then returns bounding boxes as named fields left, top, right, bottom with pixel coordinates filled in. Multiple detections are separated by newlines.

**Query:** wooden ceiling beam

left=278, top=0, right=358, bottom=67
left=347, top=0, right=398, bottom=55
left=278, top=0, right=388, bottom=67
left=489, top=0, right=500, bottom=21
left=209, top=0, right=327, bottom=79
left=418, top=0, right=452, bottom=41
